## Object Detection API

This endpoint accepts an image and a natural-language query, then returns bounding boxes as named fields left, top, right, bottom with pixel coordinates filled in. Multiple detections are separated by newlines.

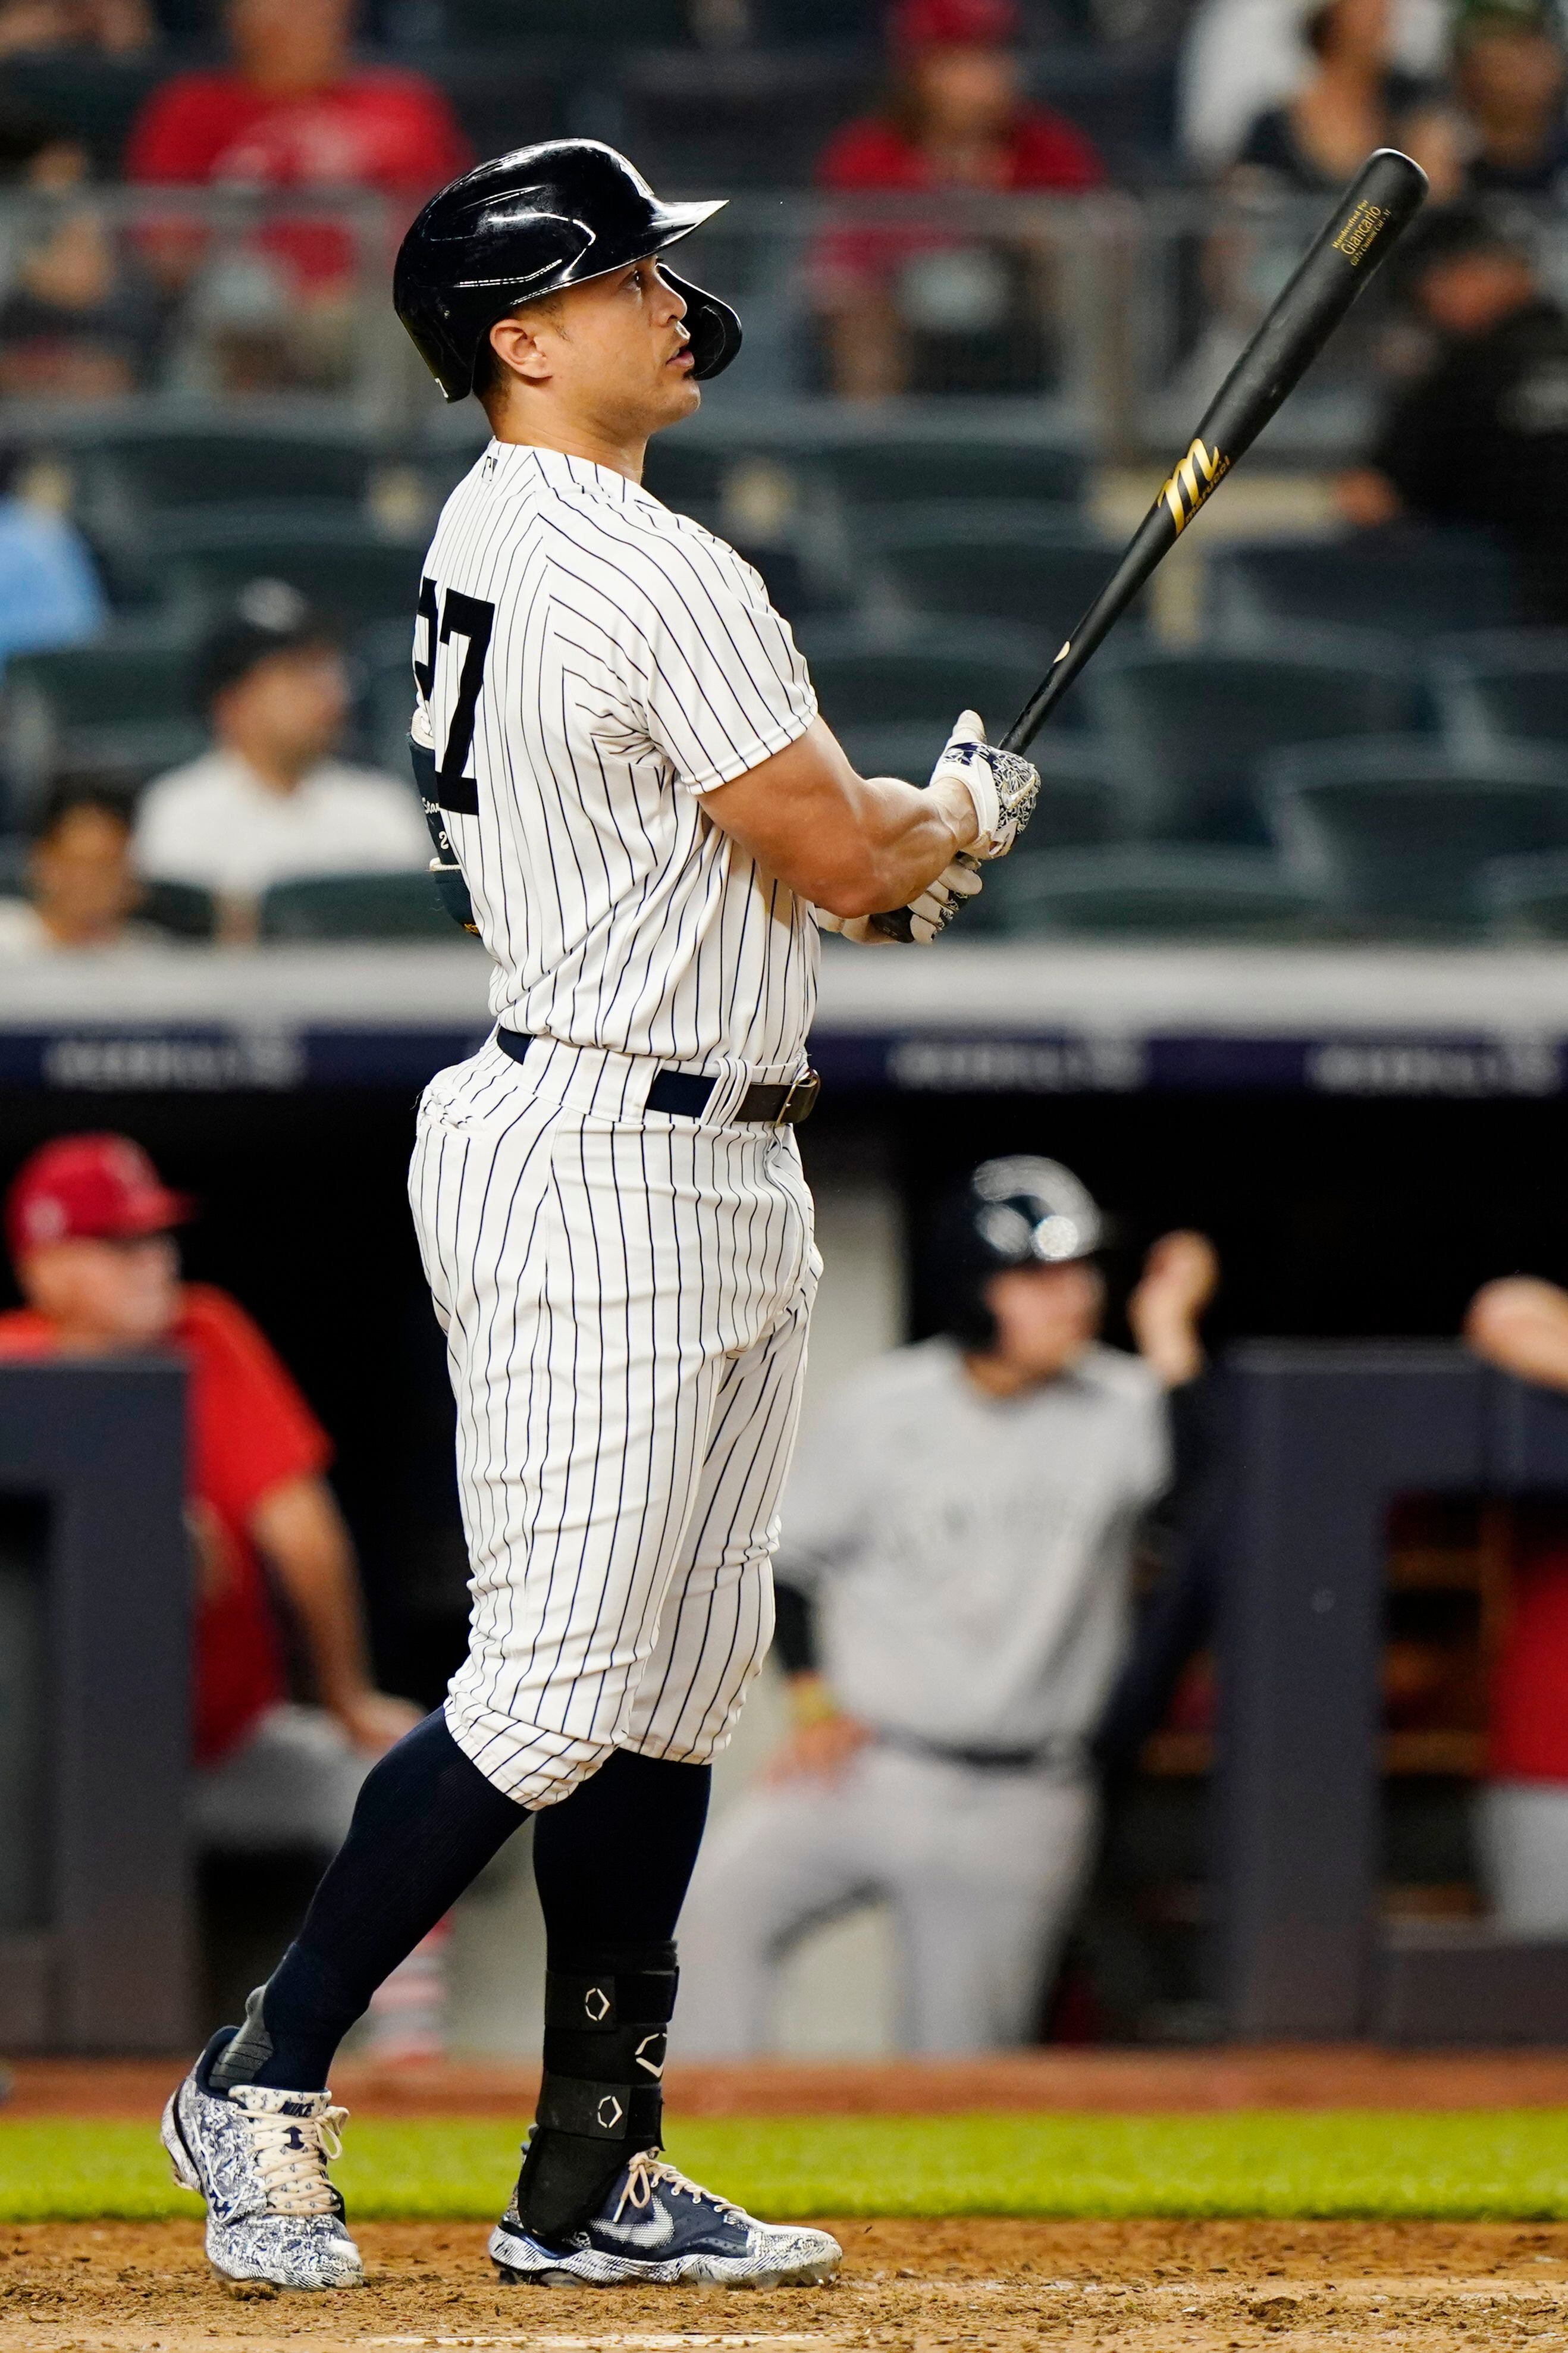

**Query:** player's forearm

left=249, top=1474, right=378, bottom=1712
left=813, top=770, right=978, bottom=918
left=703, top=718, right=977, bottom=918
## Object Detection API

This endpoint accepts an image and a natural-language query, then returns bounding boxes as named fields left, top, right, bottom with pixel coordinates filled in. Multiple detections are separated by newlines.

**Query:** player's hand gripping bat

left=870, top=145, right=1428, bottom=940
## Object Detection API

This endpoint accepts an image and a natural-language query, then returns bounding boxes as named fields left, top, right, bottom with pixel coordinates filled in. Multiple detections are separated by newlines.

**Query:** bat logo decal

left=1159, top=437, right=1229, bottom=534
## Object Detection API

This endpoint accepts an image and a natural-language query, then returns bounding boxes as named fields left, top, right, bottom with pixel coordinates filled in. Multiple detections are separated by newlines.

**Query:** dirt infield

left=15, top=2047, right=1568, bottom=2119
left=4, top=2217, right=1568, bottom=2351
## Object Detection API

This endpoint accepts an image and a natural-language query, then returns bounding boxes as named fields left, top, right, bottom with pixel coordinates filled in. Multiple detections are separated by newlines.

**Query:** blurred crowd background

left=5, top=0, right=1568, bottom=941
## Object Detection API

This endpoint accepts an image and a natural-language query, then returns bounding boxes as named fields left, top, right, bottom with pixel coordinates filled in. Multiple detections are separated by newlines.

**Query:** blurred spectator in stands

left=1449, top=0, right=1568, bottom=197
left=678, top=1163, right=1218, bottom=2055
left=1337, top=206, right=1568, bottom=621
left=1230, top=0, right=1453, bottom=193
left=1463, top=1276, right=1568, bottom=1934
left=0, top=440, right=104, bottom=669
left=1179, top=0, right=1445, bottom=176
left=0, top=105, right=165, bottom=396
left=133, top=580, right=427, bottom=943
left=814, top=0, right=1103, bottom=400
left=0, top=0, right=153, bottom=56
left=0, top=782, right=164, bottom=955
left=0, top=1132, right=446, bottom=2059
left=126, top=0, right=468, bottom=390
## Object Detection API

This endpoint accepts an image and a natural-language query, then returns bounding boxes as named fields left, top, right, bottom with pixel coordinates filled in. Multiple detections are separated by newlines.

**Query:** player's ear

left=488, top=311, right=554, bottom=386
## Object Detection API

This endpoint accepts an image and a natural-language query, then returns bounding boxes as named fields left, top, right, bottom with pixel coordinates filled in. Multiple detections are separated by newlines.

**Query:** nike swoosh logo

left=597, top=2200, right=676, bottom=2250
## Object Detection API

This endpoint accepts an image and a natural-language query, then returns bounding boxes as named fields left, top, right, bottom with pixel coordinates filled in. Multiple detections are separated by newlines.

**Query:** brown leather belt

left=496, top=1030, right=820, bottom=1126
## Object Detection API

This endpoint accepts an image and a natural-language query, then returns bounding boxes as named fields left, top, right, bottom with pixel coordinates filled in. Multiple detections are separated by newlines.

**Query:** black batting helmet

left=930, top=1156, right=1107, bottom=1348
left=393, top=139, right=742, bottom=403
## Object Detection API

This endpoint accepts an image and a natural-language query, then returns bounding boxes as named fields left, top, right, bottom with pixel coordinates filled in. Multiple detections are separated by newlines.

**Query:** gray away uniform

left=677, top=1335, right=1171, bottom=2052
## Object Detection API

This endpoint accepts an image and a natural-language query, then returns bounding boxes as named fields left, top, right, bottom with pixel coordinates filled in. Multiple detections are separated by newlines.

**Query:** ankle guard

left=515, top=1944, right=677, bottom=2244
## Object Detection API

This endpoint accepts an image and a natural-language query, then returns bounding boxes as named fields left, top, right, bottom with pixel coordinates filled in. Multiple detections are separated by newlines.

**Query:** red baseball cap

left=5, top=1133, right=195, bottom=1261
left=891, top=0, right=1021, bottom=47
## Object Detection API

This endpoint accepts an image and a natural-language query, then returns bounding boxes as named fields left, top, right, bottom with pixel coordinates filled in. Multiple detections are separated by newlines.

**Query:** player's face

left=216, top=646, right=350, bottom=772
left=30, top=804, right=138, bottom=945
left=19, top=1231, right=181, bottom=1349
left=538, top=259, right=701, bottom=437
left=1416, top=249, right=1537, bottom=339
left=981, top=1258, right=1103, bottom=1381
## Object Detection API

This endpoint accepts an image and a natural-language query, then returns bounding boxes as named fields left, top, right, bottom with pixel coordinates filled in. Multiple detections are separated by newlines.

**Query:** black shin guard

left=513, top=1944, right=677, bottom=2245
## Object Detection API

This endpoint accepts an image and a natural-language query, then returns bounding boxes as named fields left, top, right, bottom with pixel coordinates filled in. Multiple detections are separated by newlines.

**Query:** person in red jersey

left=1464, top=1273, right=1568, bottom=1932
left=0, top=1132, right=447, bottom=2056
left=126, top=0, right=468, bottom=385
left=814, top=0, right=1105, bottom=398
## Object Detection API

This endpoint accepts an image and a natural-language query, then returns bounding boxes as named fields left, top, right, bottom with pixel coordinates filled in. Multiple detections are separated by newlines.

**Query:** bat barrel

left=999, top=148, right=1428, bottom=760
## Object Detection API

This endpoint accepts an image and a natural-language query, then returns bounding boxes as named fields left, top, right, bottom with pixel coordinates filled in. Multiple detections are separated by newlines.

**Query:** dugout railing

left=3, top=186, right=1567, bottom=463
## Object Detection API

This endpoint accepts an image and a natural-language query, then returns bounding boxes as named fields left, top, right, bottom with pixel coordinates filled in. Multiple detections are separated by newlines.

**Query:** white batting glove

left=905, top=852, right=984, bottom=942
left=930, top=708, right=1040, bottom=860
left=817, top=856, right=983, bottom=947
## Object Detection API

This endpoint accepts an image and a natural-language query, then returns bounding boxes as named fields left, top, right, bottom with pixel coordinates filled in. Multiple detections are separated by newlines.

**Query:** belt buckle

left=775, top=1067, right=821, bottom=1127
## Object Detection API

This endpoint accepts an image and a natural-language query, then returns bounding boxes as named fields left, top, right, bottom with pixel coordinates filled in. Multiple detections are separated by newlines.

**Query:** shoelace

left=612, top=2148, right=742, bottom=2227
left=240, top=2102, right=349, bottom=2217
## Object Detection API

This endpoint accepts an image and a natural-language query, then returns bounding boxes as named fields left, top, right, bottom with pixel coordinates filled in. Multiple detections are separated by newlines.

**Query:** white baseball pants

left=676, top=1744, right=1097, bottom=2053
left=409, top=1031, right=818, bottom=1809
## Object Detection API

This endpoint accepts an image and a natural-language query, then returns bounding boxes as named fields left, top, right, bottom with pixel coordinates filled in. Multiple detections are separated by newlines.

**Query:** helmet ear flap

left=660, top=268, right=742, bottom=381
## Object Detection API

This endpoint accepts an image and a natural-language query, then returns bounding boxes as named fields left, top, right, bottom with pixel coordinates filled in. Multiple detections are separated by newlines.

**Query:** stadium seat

left=141, top=879, right=216, bottom=941
left=618, top=51, right=873, bottom=189
left=1428, top=631, right=1568, bottom=759
left=68, top=422, right=377, bottom=537
left=442, top=0, right=690, bottom=35
left=1084, top=632, right=1420, bottom=841
left=419, top=53, right=564, bottom=166
left=1478, top=849, right=1568, bottom=936
left=0, top=52, right=165, bottom=173
left=158, top=515, right=425, bottom=632
left=1208, top=529, right=1524, bottom=642
left=753, top=0, right=880, bottom=36
left=979, top=844, right=1322, bottom=938
left=803, top=431, right=1081, bottom=513
left=1027, top=49, right=1178, bottom=183
left=1265, top=739, right=1568, bottom=932
left=257, top=872, right=457, bottom=944
left=863, top=506, right=1121, bottom=653
left=798, top=619, right=1048, bottom=784
left=4, top=635, right=204, bottom=820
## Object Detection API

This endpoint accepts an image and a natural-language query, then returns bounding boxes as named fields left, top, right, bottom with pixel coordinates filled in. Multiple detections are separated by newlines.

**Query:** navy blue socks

left=211, top=1710, right=526, bottom=2093
left=211, top=1714, right=713, bottom=2105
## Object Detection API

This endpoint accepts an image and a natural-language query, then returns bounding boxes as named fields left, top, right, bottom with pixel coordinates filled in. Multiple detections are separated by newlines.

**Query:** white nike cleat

left=490, top=2145, right=841, bottom=2288
left=161, top=2031, right=365, bottom=2291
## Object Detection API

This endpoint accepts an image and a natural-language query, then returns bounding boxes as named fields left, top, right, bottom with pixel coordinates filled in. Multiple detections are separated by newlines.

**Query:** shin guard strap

left=535, top=2073, right=663, bottom=2142
left=544, top=1969, right=677, bottom=2031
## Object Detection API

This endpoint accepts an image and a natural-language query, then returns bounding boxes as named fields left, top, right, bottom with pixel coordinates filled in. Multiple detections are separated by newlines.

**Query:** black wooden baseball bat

left=999, top=146, right=1428, bottom=754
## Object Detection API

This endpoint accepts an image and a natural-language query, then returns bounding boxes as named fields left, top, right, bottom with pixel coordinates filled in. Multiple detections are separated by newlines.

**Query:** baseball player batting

left=160, top=139, right=1041, bottom=2295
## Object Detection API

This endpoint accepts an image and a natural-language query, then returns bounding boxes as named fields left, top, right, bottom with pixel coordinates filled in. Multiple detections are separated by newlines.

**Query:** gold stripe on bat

left=1159, top=437, right=1230, bottom=533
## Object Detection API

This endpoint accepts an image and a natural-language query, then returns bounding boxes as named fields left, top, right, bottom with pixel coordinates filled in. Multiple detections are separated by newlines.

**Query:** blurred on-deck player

left=679, top=1161, right=1214, bottom=2053
left=161, top=137, right=1042, bottom=2296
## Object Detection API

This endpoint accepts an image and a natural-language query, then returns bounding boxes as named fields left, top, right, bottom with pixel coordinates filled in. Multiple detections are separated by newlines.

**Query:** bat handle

left=1000, top=643, right=1077, bottom=756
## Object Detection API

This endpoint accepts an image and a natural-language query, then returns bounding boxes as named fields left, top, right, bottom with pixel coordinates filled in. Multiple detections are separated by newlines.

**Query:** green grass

left=5, top=2111, right=1568, bottom=2223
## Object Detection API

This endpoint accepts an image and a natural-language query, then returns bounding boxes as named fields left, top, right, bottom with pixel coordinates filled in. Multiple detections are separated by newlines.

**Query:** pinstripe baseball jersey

left=415, top=440, right=820, bottom=1070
